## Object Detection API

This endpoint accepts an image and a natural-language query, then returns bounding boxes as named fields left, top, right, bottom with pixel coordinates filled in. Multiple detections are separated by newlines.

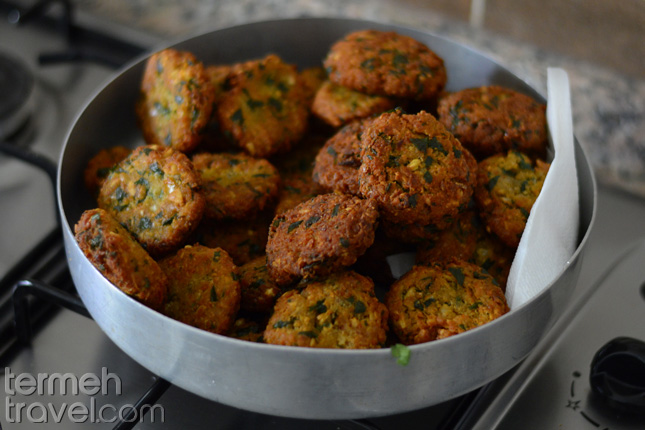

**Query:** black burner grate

left=0, top=51, right=35, bottom=139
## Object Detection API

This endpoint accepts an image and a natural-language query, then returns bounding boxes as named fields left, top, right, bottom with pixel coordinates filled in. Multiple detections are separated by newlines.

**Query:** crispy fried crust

left=415, top=206, right=514, bottom=290
left=313, top=119, right=370, bottom=196
left=74, top=208, right=168, bottom=310
left=414, top=208, right=480, bottom=260
left=359, top=110, right=476, bottom=228
left=190, top=211, right=272, bottom=266
left=299, top=66, right=327, bottom=107
left=311, top=80, right=397, bottom=128
left=159, top=244, right=240, bottom=334
left=238, top=256, right=282, bottom=313
left=474, top=150, right=549, bottom=248
left=83, top=146, right=132, bottom=197
left=217, top=54, right=310, bottom=158
left=273, top=134, right=327, bottom=214
left=266, top=193, right=379, bottom=286
left=324, top=29, right=446, bottom=100
left=437, top=86, right=548, bottom=159
left=97, top=145, right=205, bottom=257
left=196, top=64, right=238, bottom=153
left=192, top=152, right=280, bottom=220
left=264, top=271, right=388, bottom=348
left=386, top=259, right=509, bottom=344
left=136, top=49, right=215, bottom=153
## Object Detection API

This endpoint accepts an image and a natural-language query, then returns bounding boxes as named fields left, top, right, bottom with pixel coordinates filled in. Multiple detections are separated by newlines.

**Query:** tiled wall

left=403, top=0, right=644, bottom=80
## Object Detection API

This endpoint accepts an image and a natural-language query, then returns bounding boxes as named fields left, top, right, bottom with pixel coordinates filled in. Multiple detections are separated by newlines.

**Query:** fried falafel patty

left=74, top=208, right=168, bottom=310
left=264, top=271, right=388, bottom=348
left=415, top=207, right=515, bottom=290
left=474, top=150, right=549, bottom=248
left=437, top=86, right=548, bottom=159
left=386, top=259, right=509, bottom=344
left=83, top=146, right=132, bottom=197
left=196, top=64, right=236, bottom=153
left=190, top=211, right=272, bottom=266
left=359, top=110, right=476, bottom=229
left=217, top=54, right=310, bottom=158
left=192, top=152, right=280, bottom=220
left=299, top=66, right=327, bottom=107
left=266, top=193, right=379, bottom=286
left=274, top=172, right=325, bottom=215
left=238, top=256, right=282, bottom=313
left=159, top=244, right=240, bottom=334
left=97, top=145, right=205, bottom=257
left=136, top=49, right=215, bottom=153
left=323, top=29, right=446, bottom=101
left=312, top=118, right=372, bottom=196
left=414, top=208, right=480, bottom=262
left=273, top=134, right=326, bottom=214
left=311, top=80, right=397, bottom=128
left=470, top=228, right=514, bottom=291
left=206, top=64, right=233, bottom=101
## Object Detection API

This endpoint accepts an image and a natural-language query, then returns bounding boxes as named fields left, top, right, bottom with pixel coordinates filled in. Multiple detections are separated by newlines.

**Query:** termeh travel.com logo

left=3, top=367, right=164, bottom=425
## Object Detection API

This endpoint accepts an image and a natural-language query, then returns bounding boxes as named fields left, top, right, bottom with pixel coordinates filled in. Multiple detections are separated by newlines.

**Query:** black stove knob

left=589, top=337, right=645, bottom=414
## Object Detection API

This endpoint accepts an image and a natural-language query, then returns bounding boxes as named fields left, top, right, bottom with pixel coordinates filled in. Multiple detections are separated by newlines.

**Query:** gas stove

left=1, top=1, right=645, bottom=429
left=0, top=0, right=142, bottom=280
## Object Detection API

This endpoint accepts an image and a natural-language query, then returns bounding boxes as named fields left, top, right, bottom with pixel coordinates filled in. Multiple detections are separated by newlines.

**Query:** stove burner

left=0, top=51, right=35, bottom=140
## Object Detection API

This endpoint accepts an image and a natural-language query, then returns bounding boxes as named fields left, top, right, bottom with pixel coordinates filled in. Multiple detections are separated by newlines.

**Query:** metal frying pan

left=58, top=18, right=596, bottom=420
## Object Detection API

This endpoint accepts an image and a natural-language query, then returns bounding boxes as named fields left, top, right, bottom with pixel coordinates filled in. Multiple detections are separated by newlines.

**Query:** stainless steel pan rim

left=57, top=17, right=597, bottom=420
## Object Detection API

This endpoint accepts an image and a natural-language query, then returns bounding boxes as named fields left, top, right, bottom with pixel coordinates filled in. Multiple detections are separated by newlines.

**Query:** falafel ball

left=312, top=118, right=373, bottom=196
left=266, top=193, right=379, bottom=286
left=217, top=54, right=310, bottom=158
left=97, top=145, right=205, bottom=257
left=359, top=109, right=476, bottom=229
left=136, top=49, right=215, bottom=153
left=192, top=152, right=280, bottom=220
left=264, top=270, right=388, bottom=348
left=386, top=259, right=509, bottom=344
left=74, top=208, right=168, bottom=310
left=238, top=256, right=282, bottom=313
left=311, top=80, right=397, bottom=128
left=160, top=244, right=240, bottom=334
left=437, top=85, right=548, bottom=159
left=324, top=29, right=446, bottom=101
left=474, top=150, right=549, bottom=248
left=83, top=146, right=132, bottom=197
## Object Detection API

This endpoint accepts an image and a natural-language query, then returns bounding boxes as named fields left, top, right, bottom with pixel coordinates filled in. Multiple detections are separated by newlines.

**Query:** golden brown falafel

left=437, top=86, right=548, bottom=159
left=474, top=150, right=549, bottom=248
left=324, top=29, right=446, bottom=101
left=97, top=145, right=205, bottom=257
left=192, top=152, right=280, bottom=220
left=311, top=80, right=397, bottom=128
left=83, top=146, right=132, bottom=197
left=358, top=109, right=476, bottom=229
left=217, top=54, right=310, bottom=158
left=266, top=193, right=379, bottom=286
left=136, top=49, right=215, bottom=153
left=264, top=270, right=388, bottom=348
left=74, top=208, right=168, bottom=310
left=160, top=244, right=240, bottom=334
left=386, top=259, right=509, bottom=344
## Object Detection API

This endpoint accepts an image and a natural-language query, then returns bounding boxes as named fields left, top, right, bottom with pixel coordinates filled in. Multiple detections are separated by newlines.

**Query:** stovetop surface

left=0, top=1, right=125, bottom=279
